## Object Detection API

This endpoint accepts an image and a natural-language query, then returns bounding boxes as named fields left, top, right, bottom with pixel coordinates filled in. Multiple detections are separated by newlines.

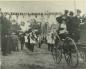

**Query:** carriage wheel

left=52, top=46, right=62, bottom=64
left=63, top=37, right=79, bottom=67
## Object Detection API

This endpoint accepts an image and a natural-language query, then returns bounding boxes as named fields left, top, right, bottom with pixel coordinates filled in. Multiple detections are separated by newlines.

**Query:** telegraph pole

left=74, top=0, right=77, bottom=14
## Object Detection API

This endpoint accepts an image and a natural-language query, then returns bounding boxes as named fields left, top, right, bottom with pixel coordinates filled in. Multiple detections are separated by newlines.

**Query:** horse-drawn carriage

left=51, top=22, right=86, bottom=67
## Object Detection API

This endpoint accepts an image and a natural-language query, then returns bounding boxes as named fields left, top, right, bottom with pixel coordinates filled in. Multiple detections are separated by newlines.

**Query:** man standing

left=74, top=9, right=81, bottom=42
left=47, top=32, right=55, bottom=52
left=67, top=11, right=75, bottom=37
left=20, top=34, right=25, bottom=50
left=29, top=32, right=36, bottom=52
left=1, top=12, right=11, bottom=55
left=12, top=33, right=19, bottom=51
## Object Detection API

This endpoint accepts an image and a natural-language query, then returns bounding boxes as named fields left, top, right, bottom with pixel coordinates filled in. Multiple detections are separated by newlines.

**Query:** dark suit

left=1, top=15, right=11, bottom=55
left=67, top=15, right=81, bottom=42
left=20, top=35, right=25, bottom=50
left=73, top=16, right=81, bottom=42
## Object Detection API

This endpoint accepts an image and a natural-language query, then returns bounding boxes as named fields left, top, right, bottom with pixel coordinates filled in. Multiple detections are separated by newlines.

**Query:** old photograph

left=0, top=0, right=86, bottom=69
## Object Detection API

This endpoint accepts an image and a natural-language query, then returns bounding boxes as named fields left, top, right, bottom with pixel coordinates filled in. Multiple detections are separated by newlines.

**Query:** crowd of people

left=1, top=9, right=86, bottom=56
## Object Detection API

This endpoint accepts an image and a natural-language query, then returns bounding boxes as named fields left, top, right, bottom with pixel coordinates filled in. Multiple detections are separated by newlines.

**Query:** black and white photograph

left=0, top=0, right=86, bottom=69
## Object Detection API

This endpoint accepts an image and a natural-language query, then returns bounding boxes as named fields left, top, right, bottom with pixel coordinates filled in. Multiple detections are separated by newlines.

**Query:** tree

left=1, top=15, right=11, bottom=34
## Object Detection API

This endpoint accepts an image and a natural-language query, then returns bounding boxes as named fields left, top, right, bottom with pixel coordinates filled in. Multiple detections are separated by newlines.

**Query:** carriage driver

left=56, top=9, right=81, bottom=42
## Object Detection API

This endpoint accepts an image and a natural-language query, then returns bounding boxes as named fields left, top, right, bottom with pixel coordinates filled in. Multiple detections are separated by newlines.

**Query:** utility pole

left=0, top=8, right=1, bottom=49
left=74, top=0, right=77, bottom=14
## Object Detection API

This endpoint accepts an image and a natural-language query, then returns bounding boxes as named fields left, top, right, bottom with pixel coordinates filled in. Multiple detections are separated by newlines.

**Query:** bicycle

left=52, top=33, right=79, bottom=67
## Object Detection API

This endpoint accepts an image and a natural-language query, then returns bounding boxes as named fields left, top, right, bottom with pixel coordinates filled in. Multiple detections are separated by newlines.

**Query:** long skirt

left=29, top=43, right=35, bottom=52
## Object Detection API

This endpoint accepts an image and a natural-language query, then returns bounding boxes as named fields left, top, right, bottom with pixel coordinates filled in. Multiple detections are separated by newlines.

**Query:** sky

left=0, top=0, right=85, bottom=14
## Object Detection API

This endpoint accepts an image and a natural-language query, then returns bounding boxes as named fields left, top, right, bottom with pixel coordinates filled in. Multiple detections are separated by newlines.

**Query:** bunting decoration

left=1, top=12, right=59, bottom=16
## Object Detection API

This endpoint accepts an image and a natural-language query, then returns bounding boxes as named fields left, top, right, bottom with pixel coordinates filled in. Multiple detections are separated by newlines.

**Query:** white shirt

left=30, top=34, right=36, bottom=44
left=59, top=22, right=68, bottom=34
left=25, top=35, right=28, bottom=43
left=47, top=33, right=55, bottom=44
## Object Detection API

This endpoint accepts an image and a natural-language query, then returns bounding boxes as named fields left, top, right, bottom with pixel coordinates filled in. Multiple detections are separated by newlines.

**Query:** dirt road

left=1, top=44, right=86, bottom=69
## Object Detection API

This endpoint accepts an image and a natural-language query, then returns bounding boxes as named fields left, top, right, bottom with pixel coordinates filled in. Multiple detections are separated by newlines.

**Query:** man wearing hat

left=73, top=9, right=81, bottom=42
left=56, top=10, right=69, bottom=39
